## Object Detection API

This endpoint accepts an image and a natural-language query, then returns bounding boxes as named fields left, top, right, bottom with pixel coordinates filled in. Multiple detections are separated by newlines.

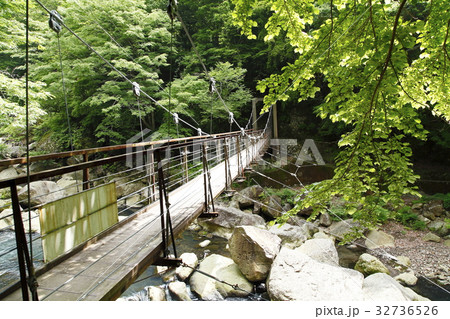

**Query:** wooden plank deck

left=1, top=138, right=266, bottom=301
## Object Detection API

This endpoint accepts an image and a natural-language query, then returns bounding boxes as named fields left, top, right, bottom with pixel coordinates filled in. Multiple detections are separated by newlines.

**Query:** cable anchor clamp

left=209, top=77, right=216, bottom=94
left=228, top=112, right=234, bottom=124
left=173, top=112, right=179, bottom=125
left=167, top=0, right=178, bottom=21
left=49, top=10, right=63, bottom=33
left=132, top=82, right=140, bottom=97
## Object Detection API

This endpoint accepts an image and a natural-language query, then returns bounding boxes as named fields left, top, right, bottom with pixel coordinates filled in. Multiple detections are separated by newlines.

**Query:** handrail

left=0, top=130, right=252, bottom=167
left=0, top=130, right=257, bottom=188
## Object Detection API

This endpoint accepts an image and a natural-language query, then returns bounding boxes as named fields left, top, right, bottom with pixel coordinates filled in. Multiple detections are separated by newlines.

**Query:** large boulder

left=229, top=226, right=282, bottom=282
left=232, top=185, right=264, bottom=209
left=423, top=232, right=441, bottom=242
left=146, top=286, right=166, bottom=301
left=18, top=181, right=65, bottom=207
left=285, top=216, right=317, bottom=238
left=0, top=167, right=19, bottom=180
left=189, top=254, right=252, bottom=300
left=365, top=230, right=395, bottom=249
left=363, top=273, right=428, bottom=301
left=268, top=223, right=308, bottom=248
left=328, top=219, right=362, bottom=241
left=427, top=220, right=449, bottom=237
left=168, top=281, right=192, bottom=301
left=267, top=247, right=365, bottom=301
left=354, top=253, right=390, bottom=276
left=296, top=238, right=339, bottom=266
left=0, top=208, right=40, bottom=233
left=395, top=271, right=418, bottom=286
left=176, top=252, right=198, bottom=281
left=197, top=205, right=265, bottom=239
left=260, top=195, right=283, bottom=220
left=56, top=175, right=82, bottom=196
left=319, top=212, right=332, bottom=227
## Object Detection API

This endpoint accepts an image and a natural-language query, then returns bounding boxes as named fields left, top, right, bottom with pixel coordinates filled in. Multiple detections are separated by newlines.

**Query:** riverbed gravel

left=371, top=221, right=449, bottom=286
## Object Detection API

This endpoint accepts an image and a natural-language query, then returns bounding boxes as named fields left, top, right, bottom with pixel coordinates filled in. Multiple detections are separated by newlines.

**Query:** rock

left=354, top=253, right=390, bottom=276
left=0, top=208, right=40, bottom=233
left=365, top=230, right=395, bottom=249
left=0, top=167, right=19, bottom=180
left=395, top=271, right=418, bottom=286
left=422, top=210, right=436, bottom=221
left=197, top=205, right=266, bottom=239
left=282, top=203, right=292, bottom=212
left=114, top=180, right=146, bottom=199
left=0, top=208, right=13, bottom=230
left=229, top=226, right=282, bottom=282
left=444, top=239, right=450, bottom=247
left=176, top=252, right=198, bottom=281
left=146, top=286, right=166, bottom=301
left=427, top=200, right=445, bottom=217
left=423, top=232, right=441, bottom=242
left=297, top=238, right=339, bottom=266
left=427, top=220, right=449, bottom=237
left=56, top=176, right=81, bottom=196
left=417, top=215, right=431, bottom=224
left=267, top=247, right=365, bottom=301
left=157, top=266, right=176, bottom=282
left=268, top=223, right=308, bottom=248
left=260, top=195, right=283, bottom=220
left=168, top=281, right=192, bottom=301
left=363, top=273, right=427, bottom=301
left=18, top=181, right=65, bottom=207
left=125, top=194, right=141, bottom=206
left=199, top=240, right=211, bottom=248
left=252, top=202, right=261, bottom=215
left=313, top=231, right=334, bottom=241
left=328, top=219, right=362, bottom=241
left=336, top=244, right=366, bottom=268
left=403, top=287, right=430, bottom=301
left=232, top=185, right=264, bottom=209
left=286, top=217, right=317, bottom=238
left=319, top=212, right=332, bottom=227
left=189, top=254, right=252, bottom=300
left=395, top=256, right=411, bottom=269
left=0, top=199, right=10, bottom=213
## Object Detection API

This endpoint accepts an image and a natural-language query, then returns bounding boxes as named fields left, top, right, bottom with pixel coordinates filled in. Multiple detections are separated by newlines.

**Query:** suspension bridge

left=0, top=131, right=269, bottom=301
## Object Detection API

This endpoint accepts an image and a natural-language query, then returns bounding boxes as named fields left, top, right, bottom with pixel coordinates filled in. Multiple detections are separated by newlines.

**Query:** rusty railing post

left=82, top=153, right=90, bottom=190
left=155, top=148, right=177, bottom=258
left=10, top=181, right=38, bottom=301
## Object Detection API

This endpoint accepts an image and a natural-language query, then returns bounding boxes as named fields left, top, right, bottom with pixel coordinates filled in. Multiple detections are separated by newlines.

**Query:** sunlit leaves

left=231, top=0, right=449, bottom=229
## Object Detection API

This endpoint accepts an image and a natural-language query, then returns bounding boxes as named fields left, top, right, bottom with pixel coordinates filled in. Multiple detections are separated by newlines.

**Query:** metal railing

left=0, top=129, right=267, bottom=300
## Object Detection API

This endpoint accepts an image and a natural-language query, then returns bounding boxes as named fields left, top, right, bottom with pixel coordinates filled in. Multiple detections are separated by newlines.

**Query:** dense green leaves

left=0, top=0, right=50, bottom=140
left=231, top=0, right=450, bottom=229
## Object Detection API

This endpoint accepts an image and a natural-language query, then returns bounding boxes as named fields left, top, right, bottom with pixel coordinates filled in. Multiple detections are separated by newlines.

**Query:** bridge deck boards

left=1, top=139, right=265, bottom=301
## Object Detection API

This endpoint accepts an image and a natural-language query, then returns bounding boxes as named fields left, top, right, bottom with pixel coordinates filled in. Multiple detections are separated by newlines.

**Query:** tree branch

left=337, top=0, right=408, bottom=180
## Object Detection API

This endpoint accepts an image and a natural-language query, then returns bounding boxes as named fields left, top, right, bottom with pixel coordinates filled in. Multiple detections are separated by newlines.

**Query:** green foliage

left=0, top=0, right=51, bottom=140
left=260, top=187, right=298, bottom=205
left=420, top=193, right=450, bottom=210
left=395, top=206, right=426, bottom=230
left=231, top=0, right=449, bottom=229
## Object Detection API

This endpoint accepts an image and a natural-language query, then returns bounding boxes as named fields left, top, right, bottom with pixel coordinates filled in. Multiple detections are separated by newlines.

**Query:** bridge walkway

left=1, top=136, right=266, bottom=301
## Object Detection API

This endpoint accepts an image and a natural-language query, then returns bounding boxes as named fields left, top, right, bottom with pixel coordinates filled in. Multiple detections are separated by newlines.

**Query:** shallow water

left=120, top=228, right=231, bottom=299
left=0, top=231, right=43, bottom=292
